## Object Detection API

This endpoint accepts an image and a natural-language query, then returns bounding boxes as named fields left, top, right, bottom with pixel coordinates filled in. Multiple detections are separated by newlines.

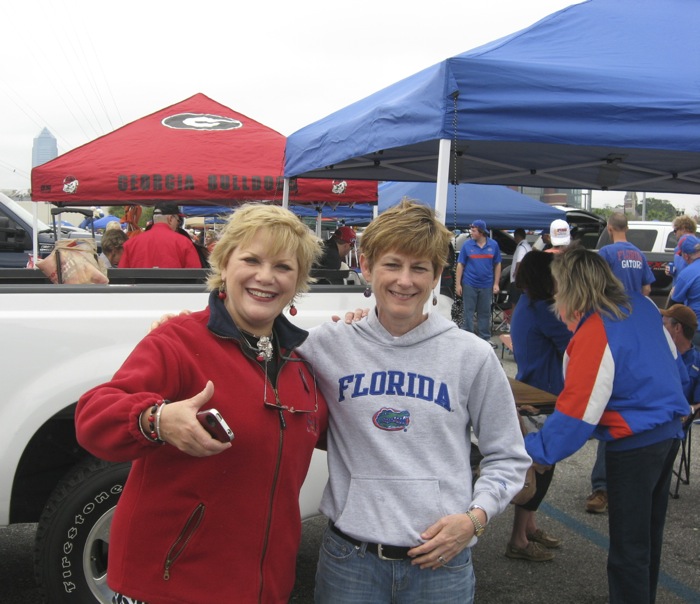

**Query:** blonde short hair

left=207, top=204, right=322, bottom=294
left=551, top=247, right=630, bottom=324
left=673, top=215, right=697, bottom=234
left=360, top=198, right=452, bottom=276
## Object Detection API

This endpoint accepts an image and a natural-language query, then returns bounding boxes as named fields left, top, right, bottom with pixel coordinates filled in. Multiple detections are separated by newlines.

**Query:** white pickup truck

left=1, top=270, right=445, bottom=603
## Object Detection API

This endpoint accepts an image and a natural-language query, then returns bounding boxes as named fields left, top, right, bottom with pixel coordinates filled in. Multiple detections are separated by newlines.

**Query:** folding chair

left=670, top=409, right=697, bottom=499
left=491, top=292, right=513, bottom=334
left=499, top=334, right=514, bottom=360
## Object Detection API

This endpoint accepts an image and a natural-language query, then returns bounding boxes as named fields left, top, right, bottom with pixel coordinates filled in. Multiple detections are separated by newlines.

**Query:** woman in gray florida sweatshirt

left=300, top=199, right=531, bottom=604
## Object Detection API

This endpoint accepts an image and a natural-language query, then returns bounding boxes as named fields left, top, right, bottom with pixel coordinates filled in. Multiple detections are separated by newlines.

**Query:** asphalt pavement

left=2, top=346, right=699, bottom=603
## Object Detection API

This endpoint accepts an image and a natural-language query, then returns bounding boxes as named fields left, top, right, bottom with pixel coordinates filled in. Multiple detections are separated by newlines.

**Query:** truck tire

left=34, top=457, right=130, bottom=604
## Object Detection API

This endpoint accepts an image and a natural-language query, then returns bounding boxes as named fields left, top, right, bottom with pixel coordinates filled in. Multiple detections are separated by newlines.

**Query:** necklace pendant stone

left=256, top=335, right=273, bottom=362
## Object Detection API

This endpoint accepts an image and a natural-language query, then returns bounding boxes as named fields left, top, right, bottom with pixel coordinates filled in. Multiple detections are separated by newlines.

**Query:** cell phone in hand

left=196, top=409, right=234, bottom=442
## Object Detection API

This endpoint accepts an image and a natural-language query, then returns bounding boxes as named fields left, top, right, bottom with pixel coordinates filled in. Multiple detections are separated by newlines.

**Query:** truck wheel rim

left=82, top=505, right=116, bottom=602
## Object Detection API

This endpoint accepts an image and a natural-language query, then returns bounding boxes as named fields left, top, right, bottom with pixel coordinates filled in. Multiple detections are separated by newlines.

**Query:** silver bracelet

left=137, top=409, right=154, bottom=441
left=155, top=401, right=166, bottom=442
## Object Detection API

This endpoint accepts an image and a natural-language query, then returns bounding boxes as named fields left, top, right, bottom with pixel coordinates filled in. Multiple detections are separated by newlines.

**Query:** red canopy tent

left=30, top=93, right=376, bottom=206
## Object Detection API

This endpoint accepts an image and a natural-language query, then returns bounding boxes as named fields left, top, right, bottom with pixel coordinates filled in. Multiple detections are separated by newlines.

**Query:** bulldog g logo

left=332, top=180, right=348, bottom=194
left=62, top=176, right=79, bottom=194
left=162, top=113, right=243, bottom=131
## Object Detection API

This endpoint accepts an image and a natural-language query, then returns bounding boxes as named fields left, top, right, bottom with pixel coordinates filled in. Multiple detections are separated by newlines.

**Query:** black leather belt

left=329, top=522, right=412, bottom=561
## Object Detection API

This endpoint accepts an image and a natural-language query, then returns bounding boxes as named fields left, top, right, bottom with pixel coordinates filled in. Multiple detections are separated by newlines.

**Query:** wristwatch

left=466, top=507, right=486, bottom=537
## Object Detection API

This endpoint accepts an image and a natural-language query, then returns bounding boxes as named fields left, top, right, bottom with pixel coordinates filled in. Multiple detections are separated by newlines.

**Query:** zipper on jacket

left=257, top=422, right=285, bottom=602
left=163, top=503, right=205, bottom=580
left=258, top=363, right=287, bottom=602
left=214, top=331, right=290, bottom=601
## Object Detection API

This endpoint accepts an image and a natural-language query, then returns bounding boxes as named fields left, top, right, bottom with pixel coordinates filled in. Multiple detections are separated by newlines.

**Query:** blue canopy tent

left=181, top=202, right=374, bottom=230
left=379, top=182, right=564, bottom=229
left=181, top=205, right=231, bottom=219
left=284, top=0, right=700, bottom=223
left=288, top=203, right=374, bottom=226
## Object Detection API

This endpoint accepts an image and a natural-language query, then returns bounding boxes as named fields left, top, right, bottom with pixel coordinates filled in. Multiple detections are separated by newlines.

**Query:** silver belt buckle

left=377, top=543, right=401, bottom=561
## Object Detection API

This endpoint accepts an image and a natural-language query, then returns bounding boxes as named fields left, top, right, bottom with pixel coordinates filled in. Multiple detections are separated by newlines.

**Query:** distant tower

left=32, top=128, right=58, bottom=167
left=623, top=191, right=638, bottom=216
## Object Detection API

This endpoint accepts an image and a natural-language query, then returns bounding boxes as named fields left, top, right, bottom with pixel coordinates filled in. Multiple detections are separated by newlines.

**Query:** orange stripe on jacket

left=558, top=314, right=619, bottom=429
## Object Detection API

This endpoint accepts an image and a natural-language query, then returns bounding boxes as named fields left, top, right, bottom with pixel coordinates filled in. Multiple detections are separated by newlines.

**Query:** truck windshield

left=2, top=196, right=50, bottom=231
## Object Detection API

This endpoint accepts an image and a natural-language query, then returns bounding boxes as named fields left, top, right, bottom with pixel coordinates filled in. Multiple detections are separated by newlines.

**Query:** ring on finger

left=438, top=555, right=447, bottom=564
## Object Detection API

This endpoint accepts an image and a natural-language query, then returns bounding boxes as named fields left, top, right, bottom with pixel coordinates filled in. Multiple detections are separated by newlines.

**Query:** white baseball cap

left=550, top=219, right=571, bottom=246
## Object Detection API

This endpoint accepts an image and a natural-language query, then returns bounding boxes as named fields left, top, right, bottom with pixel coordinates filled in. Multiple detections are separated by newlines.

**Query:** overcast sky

left=2, top=0, right=698, bottom=213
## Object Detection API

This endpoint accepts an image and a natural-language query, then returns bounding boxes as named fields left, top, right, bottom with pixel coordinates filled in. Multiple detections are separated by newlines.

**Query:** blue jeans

left=590, top=440, right=607, bottom=491
left=462, top=285, right=492, bottom=341
left=606, top=438, right=678, bottom=604
left=315, top=525, right=475, bottom=604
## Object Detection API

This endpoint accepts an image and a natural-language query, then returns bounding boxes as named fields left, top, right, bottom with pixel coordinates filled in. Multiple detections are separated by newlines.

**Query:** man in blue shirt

left=670, top=235, right=700, bottom=347
left=455, top=219, right=502, bottom=342
left=598, top=212, right=655, bottom=295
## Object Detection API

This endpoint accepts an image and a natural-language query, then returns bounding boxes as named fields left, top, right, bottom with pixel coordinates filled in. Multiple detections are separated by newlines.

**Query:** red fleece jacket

left=76, top=304, right=327, bottom=603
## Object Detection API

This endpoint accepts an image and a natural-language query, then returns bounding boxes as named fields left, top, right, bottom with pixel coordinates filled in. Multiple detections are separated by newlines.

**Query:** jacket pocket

left=163, top=503, right=205, bottom=580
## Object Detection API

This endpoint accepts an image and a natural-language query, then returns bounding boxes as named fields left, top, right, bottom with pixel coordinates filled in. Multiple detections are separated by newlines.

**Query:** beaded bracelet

left=137, top=401, right=167, bottom=444
left=147, top=404, right=160, bottom=441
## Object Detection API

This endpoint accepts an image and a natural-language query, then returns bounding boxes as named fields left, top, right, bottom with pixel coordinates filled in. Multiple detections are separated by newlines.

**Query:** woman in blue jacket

left=526, top=247, right=687, bottom=604
left=506, top=251, right=572, bottom=562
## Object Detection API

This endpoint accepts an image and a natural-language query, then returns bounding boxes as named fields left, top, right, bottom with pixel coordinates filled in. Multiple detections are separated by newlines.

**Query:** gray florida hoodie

left=300, top=309, right=530, bottom=547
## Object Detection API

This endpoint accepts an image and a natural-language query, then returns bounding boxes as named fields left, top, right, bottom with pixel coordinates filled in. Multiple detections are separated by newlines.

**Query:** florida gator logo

left=373, top=408, right=411, bottom=432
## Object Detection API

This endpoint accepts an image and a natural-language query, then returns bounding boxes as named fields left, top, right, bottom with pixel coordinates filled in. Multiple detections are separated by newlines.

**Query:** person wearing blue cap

left=455, top=219, right=502, bottom=342
left=669, top=234, right=700, bottom=346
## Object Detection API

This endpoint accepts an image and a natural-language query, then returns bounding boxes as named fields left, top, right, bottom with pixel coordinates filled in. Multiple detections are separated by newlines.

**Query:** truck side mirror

left=0, top=218, right=26, bottom=250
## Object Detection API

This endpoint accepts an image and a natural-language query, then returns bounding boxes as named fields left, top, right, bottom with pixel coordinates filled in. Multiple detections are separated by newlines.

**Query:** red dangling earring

left=218, top=285, right=227, bottom=300
left=289, top=302, right=298, bottom=316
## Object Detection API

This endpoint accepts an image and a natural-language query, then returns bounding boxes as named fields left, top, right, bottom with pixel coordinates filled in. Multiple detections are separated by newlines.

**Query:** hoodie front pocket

left=336, top=477, right=446, bottom=545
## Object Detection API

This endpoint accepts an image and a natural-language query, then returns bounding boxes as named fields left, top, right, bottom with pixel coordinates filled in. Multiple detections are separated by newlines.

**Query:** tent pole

left=434, top=139, right=451, bottom=225
left=316, top=207, right=322, bottom=237
left=432, top=138, right=452, bottom=308
left=282, top=178, right=290, bottom=208
left=31, top=202, right=39, bottom=268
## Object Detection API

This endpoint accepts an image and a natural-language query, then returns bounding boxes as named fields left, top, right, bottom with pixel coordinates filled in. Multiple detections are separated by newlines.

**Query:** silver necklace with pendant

left=240, top=329, right=274, bottom=362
